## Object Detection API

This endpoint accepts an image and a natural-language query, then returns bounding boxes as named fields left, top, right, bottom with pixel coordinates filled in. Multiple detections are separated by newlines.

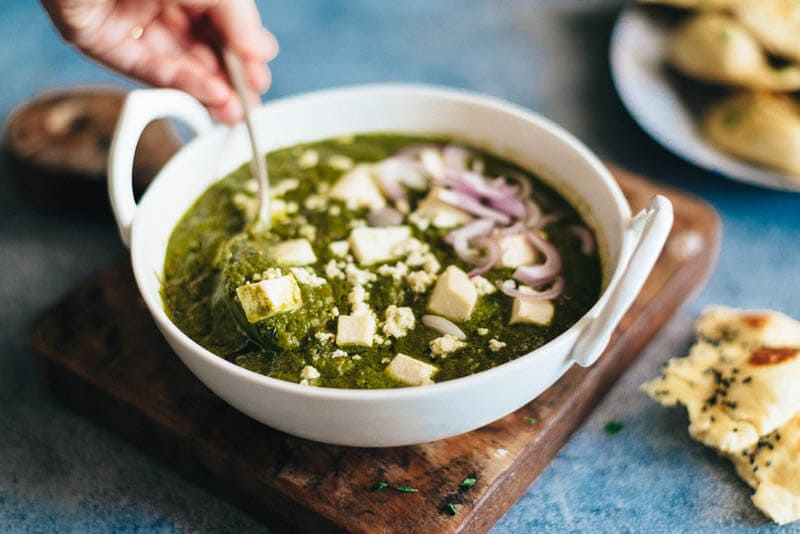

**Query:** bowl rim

left=130, top=82, right=632, bottom=401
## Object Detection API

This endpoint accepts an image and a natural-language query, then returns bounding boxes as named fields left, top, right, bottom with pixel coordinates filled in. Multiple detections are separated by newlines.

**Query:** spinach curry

left=162, top=135, right=601, bottom=389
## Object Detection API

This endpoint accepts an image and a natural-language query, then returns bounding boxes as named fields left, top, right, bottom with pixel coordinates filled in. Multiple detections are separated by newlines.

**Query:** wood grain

left=31, top=167, right=720, bottom=534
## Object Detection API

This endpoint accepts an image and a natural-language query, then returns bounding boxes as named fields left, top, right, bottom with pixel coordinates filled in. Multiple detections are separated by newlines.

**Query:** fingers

left=207, top=0, right=279, bottom=62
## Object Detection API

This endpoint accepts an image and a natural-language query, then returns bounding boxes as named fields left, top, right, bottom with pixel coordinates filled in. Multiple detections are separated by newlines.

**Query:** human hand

left=41, top=0, right=279, bottom=124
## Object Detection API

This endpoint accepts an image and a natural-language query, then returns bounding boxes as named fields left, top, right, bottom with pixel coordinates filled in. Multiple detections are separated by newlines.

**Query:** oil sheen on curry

left=162, top=135, right=601, bottom=389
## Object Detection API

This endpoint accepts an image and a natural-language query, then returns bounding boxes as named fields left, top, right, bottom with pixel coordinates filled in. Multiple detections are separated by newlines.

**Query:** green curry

left=161, top=134, right=601, bottom=389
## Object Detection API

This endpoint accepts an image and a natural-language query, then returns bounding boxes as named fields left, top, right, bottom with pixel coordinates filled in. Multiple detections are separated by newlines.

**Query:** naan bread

left=643, top=307, right=800, bottom=453
left=638, top=0, right=741, bottom=10
left=733, top=0, right=800, bottom=64
left=668, top=14, right=800, bottom=91
left=729, top=414, right=800, bottom=525
left=704, top=93, right=800, bottom=178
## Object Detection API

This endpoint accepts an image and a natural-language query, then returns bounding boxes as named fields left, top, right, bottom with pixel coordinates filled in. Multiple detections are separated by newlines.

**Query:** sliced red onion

left=368, top=207, right=404, bottom=227
left=375, top=158, right=428, bottom=190
left=373, top=171, right=409, bottom=213
left=505, top=171, right=532, bottom=199
left=438, top=189, right=511, bottom=224
left=512, top=231, right=563, bottom=286
left=446, top=171, right=526, bottom=219
left=442, top=145, right=471, bottom=170
left=422, top=314, right=467, bottom=339
left=467, top=237, right=501, bottom=277
left=524, top=200, right=542, bottom=227
left=445, top=218, right=495, bottom=245
left=499, top=276, right=565, bottom=300
left=569, top=225, right=595, bottom=255
left=496, top=221, right=526, bottom=237
left=535, top=211, right=567, bottom=228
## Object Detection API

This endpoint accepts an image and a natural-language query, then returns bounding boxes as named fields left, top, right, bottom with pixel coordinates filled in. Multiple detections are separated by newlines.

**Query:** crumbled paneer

left=298, top=224, right=317, bottom=241
left=329, top=240, right=350, bottom=257
left=377, top=262, right=409, bottom=280
left=430, top=334, right=467, bottom=358
left=407, top=270, right=437, bottom=293
left=327, top=154, right=354, bottom=170
left=300, top=365, right=321, bottom=385
left=488, top=339, right=507, bottom=352
left=290, top=267, right=327, bottom=287
left=272, top=178, right=300, bottom=197
left=324, top=259, right=345, bottom=280
left=232, top=192, right=258, bottom=220
left=298, top=149, right=319, bottom=169
left=330, top=205, right=341, bottom=216
left=472, top=276, right=497, bottom=296
left=347, top=285, right=372, bottom=316
left=315, top=331, right=334, bottom=343
left=262, top=267, right=283, bottom=280
left=329, top=349, right=348, bottom=359
left=477, top=328, right=489, bottom=336
left=304, top=194, right=328, bottom=211
left=345, top=263, right=377, bottom=286
left=383, top=305, right=416, bottom=338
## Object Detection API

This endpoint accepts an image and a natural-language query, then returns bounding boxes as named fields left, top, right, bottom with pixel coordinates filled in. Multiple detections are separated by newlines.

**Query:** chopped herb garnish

left=394, top=486, right=419, bottom=493
left=370, top=482, right=389, bottom=492
left=525, top=417, right=538, bottom=425
left=604, top=421, right=624, bottom=436
left=446, top=503, right=457, bottom=516
left=460, top=477, right=477, bottom=489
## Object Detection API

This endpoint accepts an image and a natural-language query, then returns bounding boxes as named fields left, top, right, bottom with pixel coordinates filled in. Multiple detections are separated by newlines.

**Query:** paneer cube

left=385, top=353, right=438, bottom=386
left=497, top=233, right=539, bottom=268
left=427, top=265, right=477, bottom=322
left=510, top=298, right=554, bottom=326
left=349, top=226, right=411, bottom=266
left=409, top=187, right=472, bottom=229
left=272, top=239, right=317, bottom=266
left=236, top=275, right=302, bottom=323
left=336, top=314, right=376, bottom=347
left=328, top=164, right=386, bottom=210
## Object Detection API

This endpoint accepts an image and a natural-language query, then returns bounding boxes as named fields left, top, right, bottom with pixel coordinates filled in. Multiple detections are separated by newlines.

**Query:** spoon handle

left=222, top=48, right=271, bottom=226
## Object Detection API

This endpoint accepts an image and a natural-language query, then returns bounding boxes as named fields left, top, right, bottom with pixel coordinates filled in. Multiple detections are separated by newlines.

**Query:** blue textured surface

left=1, top=0, right=799, bottom=532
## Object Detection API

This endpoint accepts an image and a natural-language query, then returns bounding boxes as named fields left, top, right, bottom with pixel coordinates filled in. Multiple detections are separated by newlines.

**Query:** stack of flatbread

left=643, top=307, right=800, bottom=525
left=639, top=0, right=800, bottom=179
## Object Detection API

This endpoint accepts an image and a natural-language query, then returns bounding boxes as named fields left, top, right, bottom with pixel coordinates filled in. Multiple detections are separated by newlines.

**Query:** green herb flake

left=394, top=486, right=419, bottom=493
left=604, top=421, right=624, bottom=436
left=370, top=481, right=389, bottom=492
left=460, top=477, right=477, bottom=489
left=525, top=416, right=538, bottom=425
left=446, top=503, right=458, bottom=516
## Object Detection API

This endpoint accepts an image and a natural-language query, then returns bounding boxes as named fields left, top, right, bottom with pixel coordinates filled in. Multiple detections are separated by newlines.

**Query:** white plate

left=610, top=4, right=800, bottom=193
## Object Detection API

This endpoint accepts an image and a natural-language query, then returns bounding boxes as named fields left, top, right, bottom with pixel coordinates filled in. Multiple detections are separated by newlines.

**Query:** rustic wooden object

left=4, top=86, right=182, bottom=211
left=32, top=167, right=720, bottom=534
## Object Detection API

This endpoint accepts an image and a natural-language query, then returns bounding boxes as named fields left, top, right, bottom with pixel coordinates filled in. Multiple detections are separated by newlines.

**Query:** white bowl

left=108, top=84, right=672, bottom=447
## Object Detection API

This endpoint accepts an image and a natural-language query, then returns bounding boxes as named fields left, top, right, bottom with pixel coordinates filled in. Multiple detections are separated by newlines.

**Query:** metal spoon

left=222, top=48, right=271, bottom=227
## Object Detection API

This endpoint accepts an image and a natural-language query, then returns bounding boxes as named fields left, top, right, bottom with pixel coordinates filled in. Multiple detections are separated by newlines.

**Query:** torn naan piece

left=733, top=0, right=800, bottom=64
left=704, top=93, right=800, bottom=179
left=729, top=414, right=800, bottom=525
left=638, top=0, right=742, bottom=10
left=668, top=14, right=800, bottom=91
left=643, top=307, right=800, bottom=453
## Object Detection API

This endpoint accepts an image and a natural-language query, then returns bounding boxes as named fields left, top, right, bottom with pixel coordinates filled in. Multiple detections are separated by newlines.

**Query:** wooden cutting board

left=31, top=166, right=720, bottom=534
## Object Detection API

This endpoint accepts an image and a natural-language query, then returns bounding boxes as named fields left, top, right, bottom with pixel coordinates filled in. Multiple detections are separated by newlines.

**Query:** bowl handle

left=108, top=89, right=213, bottom=248
left=571, top=195, right=674, bottom=367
